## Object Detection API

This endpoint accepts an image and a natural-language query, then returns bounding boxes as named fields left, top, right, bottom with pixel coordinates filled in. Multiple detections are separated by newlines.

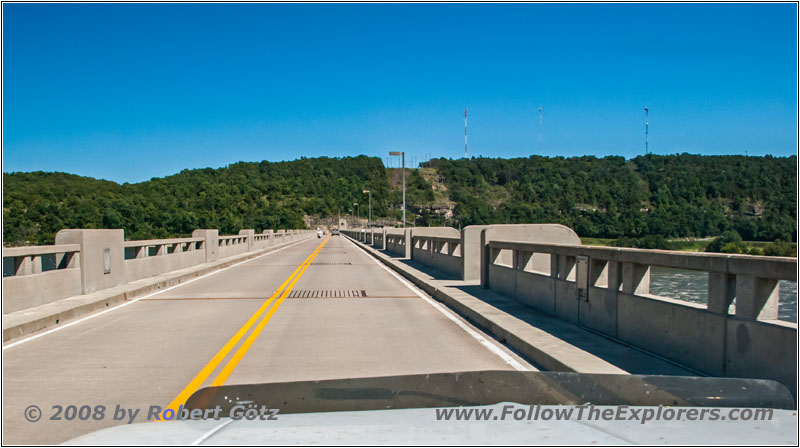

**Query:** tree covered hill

left=3, top=153, right=796, bottom=246
left=4, top=156, right=390, bottom=245
left=428, top=154, right=796, bottom=242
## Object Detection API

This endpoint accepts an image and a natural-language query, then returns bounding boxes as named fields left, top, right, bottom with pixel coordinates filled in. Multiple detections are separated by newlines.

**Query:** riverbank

left=580, top=236, right=797, bottom=256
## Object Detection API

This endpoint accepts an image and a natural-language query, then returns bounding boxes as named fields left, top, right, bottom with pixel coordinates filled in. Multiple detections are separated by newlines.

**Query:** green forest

left=3, top=156, right=390, bottom=244
left=3, top=154, right=797, bottom=255
left=424, top=154, right=796, bottom=241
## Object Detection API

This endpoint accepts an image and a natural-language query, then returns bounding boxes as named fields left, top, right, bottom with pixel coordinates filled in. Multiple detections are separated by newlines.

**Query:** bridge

left=2, top=225, right=797, bottom=444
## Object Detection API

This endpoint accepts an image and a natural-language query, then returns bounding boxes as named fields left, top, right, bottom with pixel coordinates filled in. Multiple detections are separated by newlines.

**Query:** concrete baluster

left=735, top=275, right=779, bottom=320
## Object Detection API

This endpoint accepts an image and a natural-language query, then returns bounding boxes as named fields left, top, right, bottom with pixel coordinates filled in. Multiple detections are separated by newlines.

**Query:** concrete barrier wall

left=414, top=237, right=462, bottom=278
left=480, top=224, right=582, bottom=287
left=253, top=230, right=274, bottom=250
left=725, top=318, right=797, bottom=398
left=410, top=227, right=462, bottom=278
left=123, top=237, right=206, bottom=283
left=385, top=229, right=409, bottom=257
left=351, top=224, right=580, bottom=277
left=4, top=227, right=311, bottom=314
left=342, top=229, right=391, bottom=252
left=344, top=223, right=797, bottom=395
left=2, top=244, right=82, bottom=313
left=485, top=239, right=798, bottom=395
left=372, top=230, right=386, bottom=250
left=218, top=235, right=250, bottom=259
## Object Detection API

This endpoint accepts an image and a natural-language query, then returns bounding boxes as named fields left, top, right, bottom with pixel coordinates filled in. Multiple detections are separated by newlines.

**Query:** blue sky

left=3, top=3, right=797, bottom=183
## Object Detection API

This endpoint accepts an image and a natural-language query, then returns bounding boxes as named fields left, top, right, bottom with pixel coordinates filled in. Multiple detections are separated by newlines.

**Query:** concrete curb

left=3, top=237, right=313, bottom=343
left=344, top=235, right=627, bottom=375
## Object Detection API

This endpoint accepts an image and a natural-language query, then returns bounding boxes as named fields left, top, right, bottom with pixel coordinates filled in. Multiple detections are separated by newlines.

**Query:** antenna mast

left=645, top=106, right=649, bottom=154
left=464, top=108, right=468, bottom=158
left=538, top=106, right=543, bottom=153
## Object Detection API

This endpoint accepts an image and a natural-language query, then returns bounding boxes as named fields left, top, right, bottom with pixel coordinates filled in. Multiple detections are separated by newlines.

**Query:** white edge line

left=344, top=236, right=529, bottom=372
left=190, top=418, right=234, bottom=445
left=3, top=238, right=311, bottom=351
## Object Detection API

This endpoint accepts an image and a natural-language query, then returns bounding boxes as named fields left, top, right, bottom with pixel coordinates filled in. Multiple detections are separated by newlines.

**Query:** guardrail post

left=735, top=275, right=779, bottom=320
left=239, top=229, right=255, bottom=251
left=622, top=262, right=650, bottom=295
left=55, top=229, right=125, bottom=294
left=480, top=229, right=489, bottom=287
left=135, top=246, right=147, bottom=258
left=514, top=249, right=532, bottom=271
left=191, top=229, right=219, bottom=263
left=708, top=272, right=736, bottom=314
left=263, top=229, right=274, bottom=246
left=58, top=251, right=79, bottom=269
left=462, top=226, right=487, bottom=281
left=15, top=255, right=35, bottom=276
left=550, top=254, right=560, bottom=277
left=31, top=255, right=43, bottom=274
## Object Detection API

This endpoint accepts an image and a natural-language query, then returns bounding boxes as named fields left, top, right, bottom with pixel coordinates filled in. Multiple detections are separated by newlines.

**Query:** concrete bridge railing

left=486, top=239, right=796, bottom=389
left=123, top=237, right=207, bottom=283
left=346, top=224, right=581, bottom=281
left=372, top=230, right=385, bottom=250
left=343, top=225, right=798, bottom=395
left=384, top=228, right=410, bottom=257
left=3, top=228, right=312, bottom=314
left=218, top=234, right=250, bottom=259
left=410, top=227, right=462, bottom=279
left=411, top=235, right=462, bottom=278
left=2, top=244, right=83, bottom=313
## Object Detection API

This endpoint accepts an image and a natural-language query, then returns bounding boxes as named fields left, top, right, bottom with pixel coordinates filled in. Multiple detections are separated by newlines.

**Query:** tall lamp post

left=389, top=151, right=405, bottom=227
left=354, top=202, right=359, bottom=225
left=362, top=190, right=372, bottom=228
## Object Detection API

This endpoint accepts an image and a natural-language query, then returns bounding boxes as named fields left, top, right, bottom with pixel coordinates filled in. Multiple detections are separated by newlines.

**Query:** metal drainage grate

left=287, top=289, right=367, bottom=299
left=309, top=262, right=352, bottom=266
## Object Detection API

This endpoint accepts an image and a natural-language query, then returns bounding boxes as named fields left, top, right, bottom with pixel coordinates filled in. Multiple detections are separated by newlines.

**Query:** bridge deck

left=352, top=239, right=697, bottom=377
left=2, top=236, right=532, bottom=444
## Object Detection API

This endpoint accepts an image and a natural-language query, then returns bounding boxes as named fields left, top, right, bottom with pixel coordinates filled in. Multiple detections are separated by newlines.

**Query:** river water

left=649, top=266, right=797, bottom=323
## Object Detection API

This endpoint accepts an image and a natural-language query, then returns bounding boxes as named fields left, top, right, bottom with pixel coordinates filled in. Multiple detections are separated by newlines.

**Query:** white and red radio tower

left=538, top=106, right=543, bottom=153
left=464, top=108, right=468, bottom=158
left=644, top=106, right=649, bottom=154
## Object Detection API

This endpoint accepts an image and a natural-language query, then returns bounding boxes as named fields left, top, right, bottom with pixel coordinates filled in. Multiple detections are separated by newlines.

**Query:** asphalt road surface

left=2, top=235, right=533, bottom=444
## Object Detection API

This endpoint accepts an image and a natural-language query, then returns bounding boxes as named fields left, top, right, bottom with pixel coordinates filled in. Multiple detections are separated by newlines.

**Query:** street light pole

left=354, top=202, right=359, bottom=224
left=362, top=190, right=371, bottom=228
left=390, top=151, right=405, bottom=227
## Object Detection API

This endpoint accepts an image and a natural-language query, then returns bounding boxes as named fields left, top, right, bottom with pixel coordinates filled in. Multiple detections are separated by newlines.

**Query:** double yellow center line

left=161, top=235, right=330, bottom=417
